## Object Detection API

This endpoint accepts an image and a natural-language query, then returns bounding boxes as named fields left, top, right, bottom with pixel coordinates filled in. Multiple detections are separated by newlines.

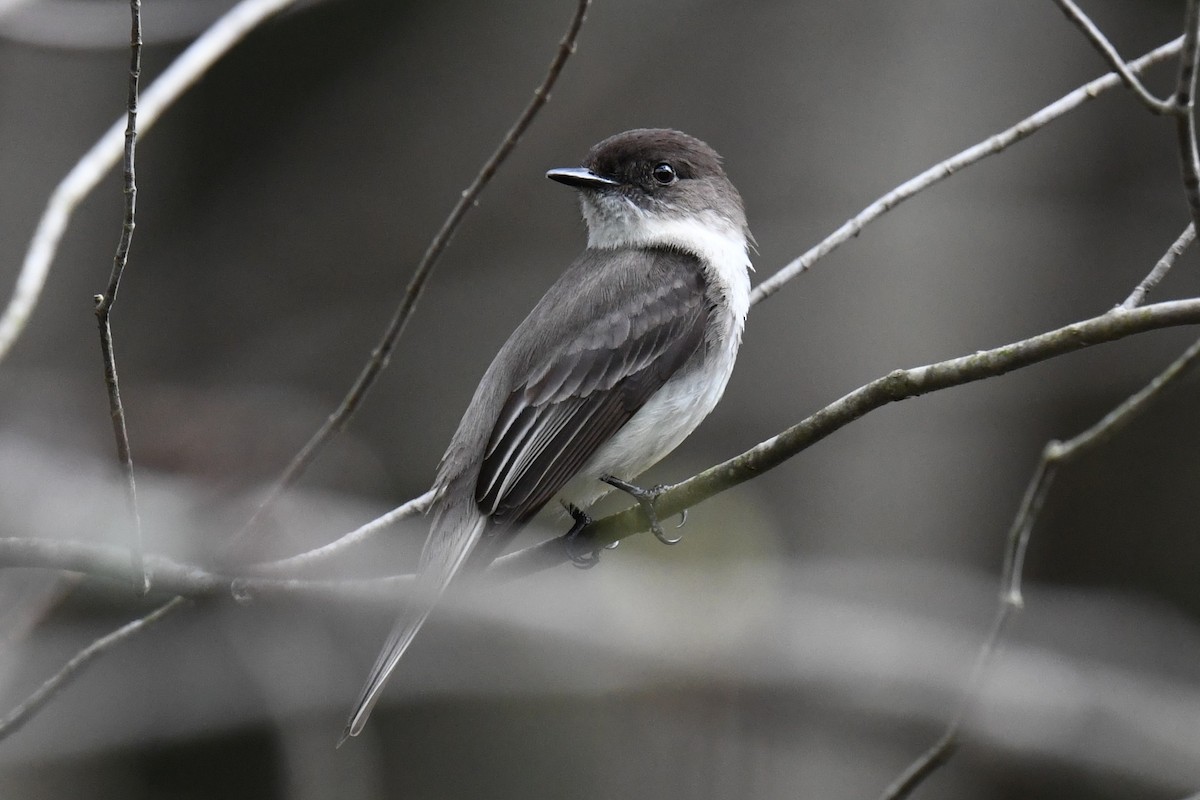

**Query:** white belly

left=558, top=280, right=747, bottom=511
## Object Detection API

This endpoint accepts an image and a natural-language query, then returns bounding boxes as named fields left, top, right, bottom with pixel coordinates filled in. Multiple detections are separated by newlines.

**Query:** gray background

left=1, top=1, right=1199, bottom=798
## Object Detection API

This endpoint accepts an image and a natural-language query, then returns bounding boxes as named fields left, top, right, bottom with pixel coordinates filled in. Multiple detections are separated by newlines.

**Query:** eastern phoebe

left=341, top=128, right=753, bottom=741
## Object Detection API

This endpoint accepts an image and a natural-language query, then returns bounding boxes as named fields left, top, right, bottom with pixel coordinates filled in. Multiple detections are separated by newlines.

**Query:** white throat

left=583, top=203, right=753, bottom=327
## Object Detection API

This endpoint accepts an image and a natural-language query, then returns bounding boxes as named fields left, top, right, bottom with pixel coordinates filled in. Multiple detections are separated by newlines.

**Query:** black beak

left=545, top=167, right=620, bottom=189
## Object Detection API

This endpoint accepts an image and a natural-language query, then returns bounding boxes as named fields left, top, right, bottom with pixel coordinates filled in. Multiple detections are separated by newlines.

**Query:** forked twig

left=1051, top=0, right=1174, bottom=113
left=1050, top=0, right=1200, bottom=231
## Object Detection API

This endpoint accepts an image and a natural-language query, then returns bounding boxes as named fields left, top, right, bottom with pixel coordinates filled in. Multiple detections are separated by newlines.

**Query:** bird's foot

left=562, top=503, right=601, bottom=569
left=600, top=475, right=684, bottom=545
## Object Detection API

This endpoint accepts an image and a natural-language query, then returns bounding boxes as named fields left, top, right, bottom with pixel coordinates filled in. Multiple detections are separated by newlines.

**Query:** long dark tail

left=339, top=488, right=486, bottom=744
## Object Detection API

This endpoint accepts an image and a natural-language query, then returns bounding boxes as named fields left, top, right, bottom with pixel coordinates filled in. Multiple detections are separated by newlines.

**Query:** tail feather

left=339, top=493, right=487, bottom=744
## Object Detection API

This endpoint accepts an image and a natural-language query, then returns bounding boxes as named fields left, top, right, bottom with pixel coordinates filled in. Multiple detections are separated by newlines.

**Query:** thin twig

left=230, top=0, right=593, bottom=548
left=0, top=596, right=186, bottom=742
left=1122, top=223, right=1196, bottom=308
left=1174, top=0, right=1200, bottom=232
left=750, top=36, right=1184, bottom=305
left=1051, top=0, right=1173, bottom=113
left=880, top=334, right=1200, bottom=800
left=93, top=0, right=147, bottom=594
left=0, top=0, right=303, bottom=364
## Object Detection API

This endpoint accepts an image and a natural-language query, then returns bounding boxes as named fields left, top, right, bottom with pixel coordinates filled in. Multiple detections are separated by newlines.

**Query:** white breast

left=559, top=212, right=752, bottom=510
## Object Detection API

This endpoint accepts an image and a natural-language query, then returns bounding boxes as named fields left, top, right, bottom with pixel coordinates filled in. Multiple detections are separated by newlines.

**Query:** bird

left=340, top=128, right=753, bottom=742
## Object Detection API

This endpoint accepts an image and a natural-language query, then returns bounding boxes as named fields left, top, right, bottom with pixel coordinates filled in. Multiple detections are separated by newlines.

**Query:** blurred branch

left=0, top=596, right=186, bottom=742
left=93, top=0, right=146, bottom=594
left=1123, top=223, right=1195, bottom=308
left=0, top=0, right=303, bottom=364
left=231, top=0, right=593, bottom=546
left=0, top=537, right=409, bottom=603
left=881, top=333, right=1200, bottom=800
left=0, top=0, right=336, bottom=49
left=252, top=489, right=435, bottom=575
left=750, top=36, right=1184, bottom=304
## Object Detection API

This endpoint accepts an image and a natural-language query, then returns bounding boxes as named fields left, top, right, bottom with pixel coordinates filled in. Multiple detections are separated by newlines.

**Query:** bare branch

left=1122, top=223, right=1195, bottom=308
left=492, top=298, right=1200, bottom=578
left=880, top=333, right=1200, bottom=800
left=0, top=0, right=304, bottom=364
left=0, top=597, right=186, bottom=742
left=93, top=0, right=147, bottom=594
left=750, top=36, right=1184, bottom=305
left=1051, top=0, right=1173, bottom=113
left=231, top=0, right=594, bottom=545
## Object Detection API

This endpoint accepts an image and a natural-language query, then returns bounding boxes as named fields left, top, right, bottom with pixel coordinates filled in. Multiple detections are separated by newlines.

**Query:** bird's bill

left=545, top=167, right=620, bottom=189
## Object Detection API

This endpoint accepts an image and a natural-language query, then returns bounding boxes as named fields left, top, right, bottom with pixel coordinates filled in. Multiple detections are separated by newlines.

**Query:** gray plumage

left=342, top=129, right=752, bottom=742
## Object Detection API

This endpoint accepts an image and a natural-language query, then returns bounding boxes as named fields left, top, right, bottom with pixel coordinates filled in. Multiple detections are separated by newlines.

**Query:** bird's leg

left=561, top=503, right=602, bottom=569
left=600, top=475, right=683, bottom=545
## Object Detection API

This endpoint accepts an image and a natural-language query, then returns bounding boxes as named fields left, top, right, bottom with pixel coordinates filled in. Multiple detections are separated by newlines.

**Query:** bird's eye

left=652, top=163, right=676, bottom=185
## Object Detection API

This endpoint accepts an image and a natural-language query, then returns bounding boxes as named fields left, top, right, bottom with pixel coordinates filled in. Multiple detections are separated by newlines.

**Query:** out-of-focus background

left=2, top=0, right=1199, bottom=797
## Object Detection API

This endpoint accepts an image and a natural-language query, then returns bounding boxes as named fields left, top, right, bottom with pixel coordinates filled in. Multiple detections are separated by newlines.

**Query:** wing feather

left=474, top=249, right=709, bottom=531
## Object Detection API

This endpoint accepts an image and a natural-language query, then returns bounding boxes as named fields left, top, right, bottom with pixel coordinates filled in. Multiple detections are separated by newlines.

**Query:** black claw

left=563, top=504, right=601, bottom=569
left=677, top=508, right=688, bottom=528
left=601, top=475, right=682, bottom=546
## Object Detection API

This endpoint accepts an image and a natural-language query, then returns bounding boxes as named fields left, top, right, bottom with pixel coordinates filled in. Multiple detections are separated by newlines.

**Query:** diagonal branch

left=750, top=36, right=1184, bottom=304
left=490, top=298, right=1200, bottom=577
left=0, top=596, right=186, bottom=742
left=1122, top=223, right=1195, bottom=308
left=230, top=0, right=594, bottom=546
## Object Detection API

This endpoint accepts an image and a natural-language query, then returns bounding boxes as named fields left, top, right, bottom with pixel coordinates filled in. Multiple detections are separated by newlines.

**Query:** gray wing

left=474, top=248, right=710, bottom=531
